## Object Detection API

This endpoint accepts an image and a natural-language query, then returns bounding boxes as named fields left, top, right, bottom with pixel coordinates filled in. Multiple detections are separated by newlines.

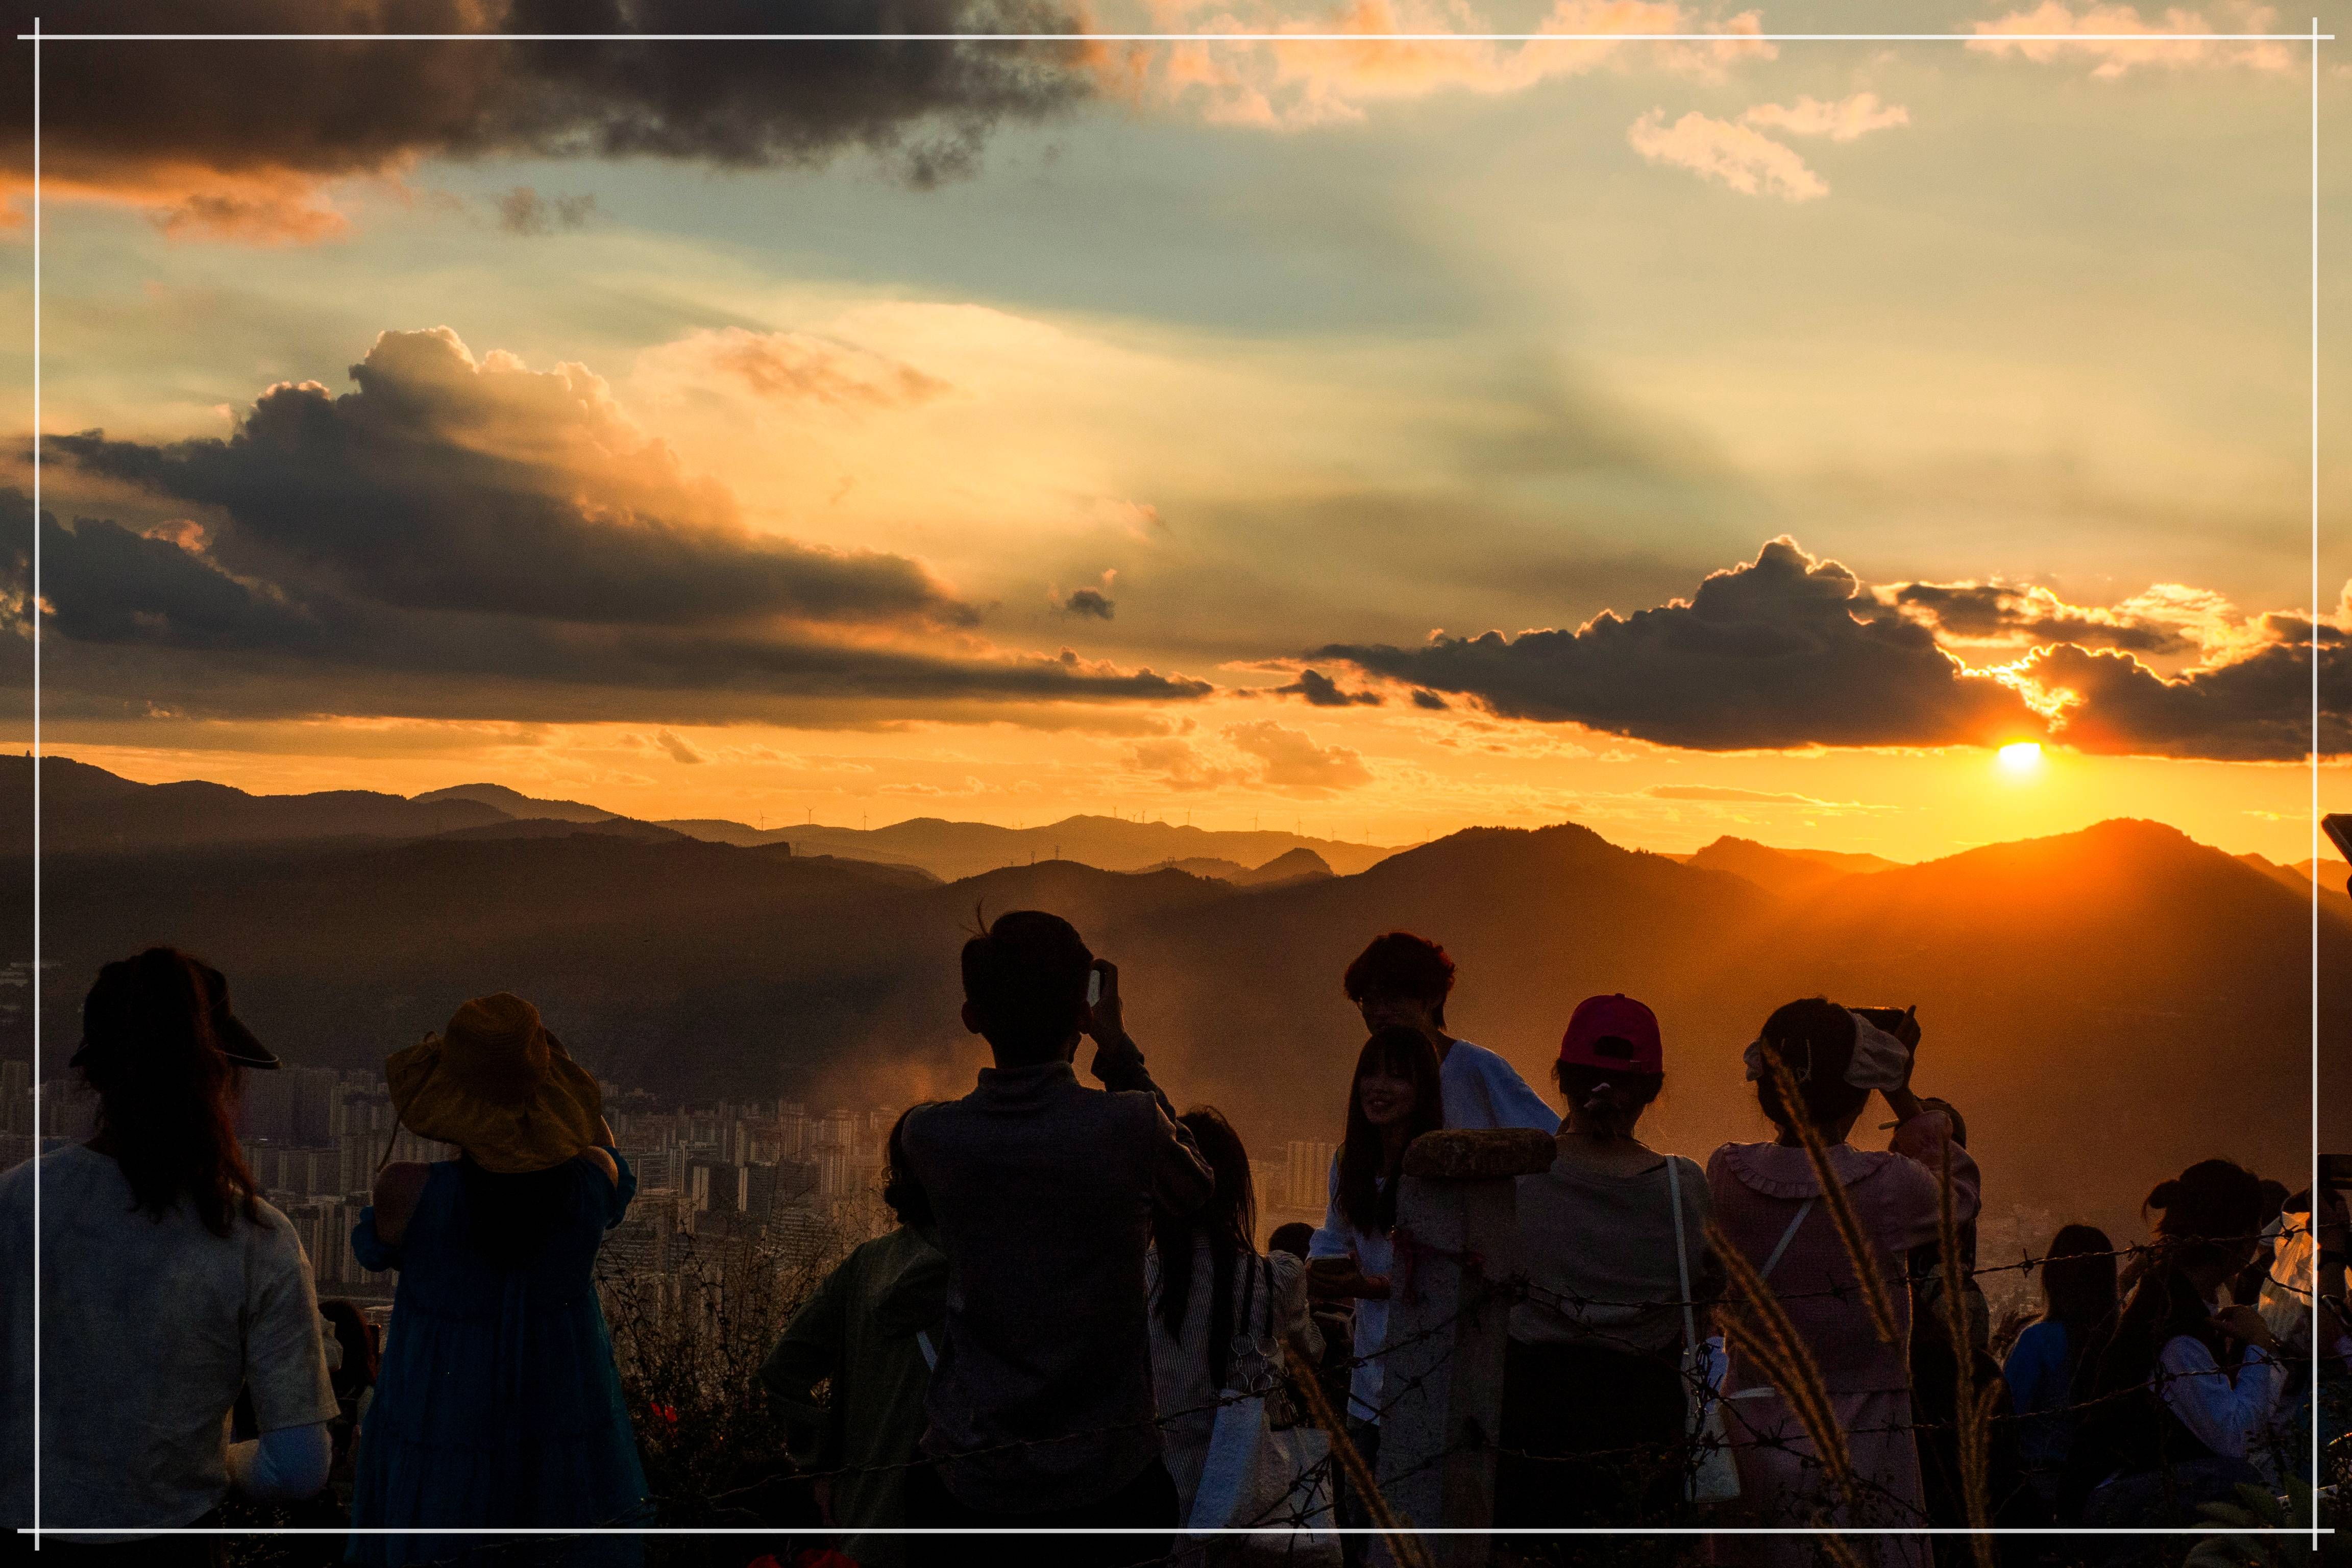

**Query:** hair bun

left=2146, top=1179, right=2182, bottom=1209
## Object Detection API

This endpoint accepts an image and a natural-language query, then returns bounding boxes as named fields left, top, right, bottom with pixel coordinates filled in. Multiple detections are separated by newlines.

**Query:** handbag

left=1187, top=1255, right=1343, bottom=1564
left=1666, top=1157, right=1742, bottom=1504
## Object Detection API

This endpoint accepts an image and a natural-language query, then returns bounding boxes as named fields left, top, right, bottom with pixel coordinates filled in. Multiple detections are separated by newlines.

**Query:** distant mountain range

left=0, top=758, right=1390, bottom=880
left=2, top=755, right=2340, bottom=1233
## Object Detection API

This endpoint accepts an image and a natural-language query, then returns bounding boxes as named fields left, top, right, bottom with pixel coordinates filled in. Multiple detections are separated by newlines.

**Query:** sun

left=1997, top=741, right=2044, bottom=776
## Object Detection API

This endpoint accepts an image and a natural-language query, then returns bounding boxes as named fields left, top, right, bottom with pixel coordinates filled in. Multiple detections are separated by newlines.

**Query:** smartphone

left=2322, top=1154, right=2351, bottom=1192
left=2325, top=815, right=2352, bottom=865
left=1854, top=1006, right=1911, bottom=1033
left=1086, top=969, right=1102, bottom=1009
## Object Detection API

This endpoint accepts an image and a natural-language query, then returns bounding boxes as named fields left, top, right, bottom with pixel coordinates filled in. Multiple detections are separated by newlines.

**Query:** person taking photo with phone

left=899, top=910, right=1213, bottom=1568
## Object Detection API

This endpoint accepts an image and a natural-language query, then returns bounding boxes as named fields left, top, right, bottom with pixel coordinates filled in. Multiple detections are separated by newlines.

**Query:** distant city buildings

left=0, top=1060, right=906, bottom=1310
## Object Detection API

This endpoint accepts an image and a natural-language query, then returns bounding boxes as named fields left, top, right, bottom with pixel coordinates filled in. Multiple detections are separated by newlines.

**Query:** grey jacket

left=902, top=1048, right=1213, bottom=1512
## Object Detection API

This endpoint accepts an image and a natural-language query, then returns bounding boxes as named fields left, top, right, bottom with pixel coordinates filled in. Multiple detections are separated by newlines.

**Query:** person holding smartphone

left=2068, top=1160, right=2288, bottom=1525
left=899, top=910, right=1213, bottom=1568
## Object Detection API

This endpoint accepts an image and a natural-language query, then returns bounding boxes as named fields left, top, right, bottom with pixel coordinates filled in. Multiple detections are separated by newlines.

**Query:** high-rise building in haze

left=1283, top=1140, right=1337, bottom=1220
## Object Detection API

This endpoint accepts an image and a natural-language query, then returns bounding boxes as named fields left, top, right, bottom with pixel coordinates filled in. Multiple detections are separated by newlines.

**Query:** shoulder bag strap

left=1667, top=1157, right=1697, bottom=1354
left=1759, top=1198, right=1815, bottom=1281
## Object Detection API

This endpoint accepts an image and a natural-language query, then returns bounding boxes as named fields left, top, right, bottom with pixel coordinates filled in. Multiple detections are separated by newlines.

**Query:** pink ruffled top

left=1705, top=1111, right=1980, bottom=1396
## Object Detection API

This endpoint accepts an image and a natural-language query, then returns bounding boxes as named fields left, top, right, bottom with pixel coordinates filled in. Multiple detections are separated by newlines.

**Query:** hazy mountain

left=412, top=782, right=617, bottom=824
left=3, top=757, right=1399, bottom=884
left=1681, top=836, right=1901, bottom=898
left=2238, top=851, right=2352, bottom=904
left=3, top=803, right=2334, bottom=1234
left=0, top=755, right=505, bottom=854
left=1143, top=856, right=1253, bottom=882
left=1239, top=847, right=1335, bottom=886
left=654, top=815, right=1398, bottom=881
left=432, top=817, right=690, bottom=845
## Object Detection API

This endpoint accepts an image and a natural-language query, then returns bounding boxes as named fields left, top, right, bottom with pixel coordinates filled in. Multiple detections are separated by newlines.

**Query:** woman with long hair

left=1, top=948, right=336, bottom=1561
left=1499, top=994, right=1720, bottom=1528
left=1706, top=998, right=1975, bottom=1568
left=1306, top=1026, right=1443, bottom=1559
left=2069, top=1161, right=2284, bottom=1527
left=759, top=1107, right=949, bottom=1568
left=347, top=993, right=649, bottom=1566
left=1146, top=1107, right=1321, bottom=1538
left=2000, top=1224, right=2117, bottom=1506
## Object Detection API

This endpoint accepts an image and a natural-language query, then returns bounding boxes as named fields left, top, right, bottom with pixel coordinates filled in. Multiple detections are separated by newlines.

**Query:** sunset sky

left=4, top=0, right=2346, bottom=863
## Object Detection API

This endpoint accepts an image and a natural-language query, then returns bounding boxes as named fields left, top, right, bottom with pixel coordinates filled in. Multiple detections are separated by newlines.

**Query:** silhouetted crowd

left=2, top=920, right=2344, bottom=1568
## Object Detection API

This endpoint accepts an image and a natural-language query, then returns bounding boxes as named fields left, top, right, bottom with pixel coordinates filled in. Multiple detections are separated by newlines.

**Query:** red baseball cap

left=1558, top=993, right=1663, bottom=1073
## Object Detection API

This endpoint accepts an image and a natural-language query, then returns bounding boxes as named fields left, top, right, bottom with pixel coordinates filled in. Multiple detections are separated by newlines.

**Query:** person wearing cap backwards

left=346, top=994, right=649, bottom=1567
left=1496, top=993, right=1721, bottom=1531
left=1705, top=999, right=1975, bottom=1568
left=1, top=948, right=338, bottom=1562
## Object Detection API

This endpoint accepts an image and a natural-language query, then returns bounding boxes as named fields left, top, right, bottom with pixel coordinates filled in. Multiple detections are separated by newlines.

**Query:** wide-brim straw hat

left=385, top=993, right=601, bottom=1174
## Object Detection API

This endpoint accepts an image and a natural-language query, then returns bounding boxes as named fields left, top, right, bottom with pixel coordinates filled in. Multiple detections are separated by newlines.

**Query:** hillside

left=413, top=782, right=617, bottom=824
left=0, top=765, right=2334, bottom=1229
left=0, top=755, right=506, bottom=853
left=0, top=755, right=1403, bottom=879
left=666, top=814, right=1397, bottom=880
left=1682, top=836, right=1900, bottom=898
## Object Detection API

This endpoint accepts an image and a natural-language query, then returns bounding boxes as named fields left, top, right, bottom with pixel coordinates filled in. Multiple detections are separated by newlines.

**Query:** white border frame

left=10, top=13, right=2336, bottom=1556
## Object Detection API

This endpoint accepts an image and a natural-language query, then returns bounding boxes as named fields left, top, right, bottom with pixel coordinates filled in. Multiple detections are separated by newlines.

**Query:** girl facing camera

left=1499, top=993, right=1721, bottom=1529
left=1306, top=1025, right=1443, bottom=1561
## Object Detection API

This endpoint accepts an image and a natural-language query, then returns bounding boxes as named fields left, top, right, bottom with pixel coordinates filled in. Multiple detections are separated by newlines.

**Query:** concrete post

left=1373, top=1127, right=1556, bottom=1568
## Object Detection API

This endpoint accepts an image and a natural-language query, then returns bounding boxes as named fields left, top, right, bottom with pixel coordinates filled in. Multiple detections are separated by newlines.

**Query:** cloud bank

left=2, top=0, right=1096, bottom=239
left=1317, top=537, right=2347, bottom=761
left=17, top=328, right=1211, bottom=723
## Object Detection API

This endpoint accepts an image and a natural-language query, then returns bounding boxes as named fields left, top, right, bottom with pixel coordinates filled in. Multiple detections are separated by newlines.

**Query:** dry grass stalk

left=1813, top=1531, right=1870, bottom=1568
left=1939, top=1140, right=1998, bottom=1568
left=1707, top=1217, right=1854, bottom=1495
left=1760, top=1045, right=1899, bottom=1346
left=1282, top=1340, right=1435, bottom=1568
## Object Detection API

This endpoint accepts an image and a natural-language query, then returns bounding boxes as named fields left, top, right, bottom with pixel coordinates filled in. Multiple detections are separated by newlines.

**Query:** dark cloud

left=1319, top=537, right=2351, bottom=761
left=2018, top=629, right=2349, bottom=762
left=6, top=500, right=1215, bottom=722
left=10, top=328, right=1217, bottom=723
left=1894, top=581, right=2190, bottom=655
left=1275, top=668, right=1382, bottom=707
left=1061, top=587, right=1115, bottom=619
left=493, top=186, right=597, bottom=235
left=1318, top=538, right=2037, bottom=751
left=1409, top=688, right=1450, bottom=710
left=2, top=0, right=1095, bottom=238
left=53, top=328, right=975, bottom=630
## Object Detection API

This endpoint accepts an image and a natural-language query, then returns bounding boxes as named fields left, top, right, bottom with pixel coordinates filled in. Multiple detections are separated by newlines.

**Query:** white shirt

left=1438, top=1039, right=1558, bottom=1134
left=1308, top=1160, right=1392, bottom=1424
left=1, top=1145, right=337, bottom=1531
left=2152, top=1332, right=2287, bottom=1461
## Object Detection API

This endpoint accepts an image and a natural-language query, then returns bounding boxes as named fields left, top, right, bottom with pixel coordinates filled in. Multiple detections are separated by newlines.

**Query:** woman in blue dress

left=348, top=992, right=651, bottom=1566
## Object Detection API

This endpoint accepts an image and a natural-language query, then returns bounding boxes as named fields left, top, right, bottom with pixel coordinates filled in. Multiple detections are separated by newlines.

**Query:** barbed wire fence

left=216, top=1143, right=2345, bottom=1568
left=225, top=1227, right=2343, bottom=1568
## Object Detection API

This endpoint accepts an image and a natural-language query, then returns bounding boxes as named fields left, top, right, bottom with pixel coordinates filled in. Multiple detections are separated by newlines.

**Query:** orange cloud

left=648, top=328, right=953, bottom=411
left=1111, top=0, right=1774, bottom=128
left=1627, top=108, right=1828, bottom=200
left=1741, top=91, right=1909, bottom=141
left=0, top=162, right=359, bottom=243
left=1967, top=2, right=2298, bottom=77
